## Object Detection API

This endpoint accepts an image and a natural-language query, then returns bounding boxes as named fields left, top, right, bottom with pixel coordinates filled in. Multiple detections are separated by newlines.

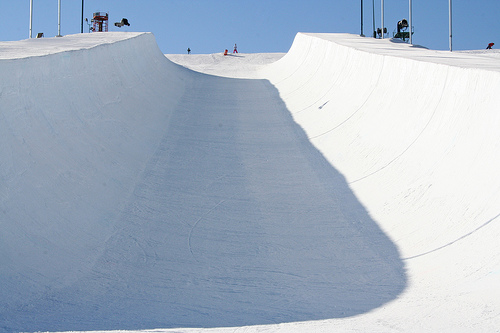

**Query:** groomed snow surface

left=1, top=32, right=500, bottom=332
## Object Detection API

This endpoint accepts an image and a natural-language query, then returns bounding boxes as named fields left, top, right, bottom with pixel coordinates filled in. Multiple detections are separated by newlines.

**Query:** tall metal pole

left=372, top=0, right=375, bottom=37
left=361, top=0, right=364, bottom=36
left=57, top=0, right=61, bottom=36
left=381, top=0, right=384, bottom=39
left=449, top=0, right=453, bottom=51
left=409, top=0, right=413, bottom=44
left=29, top=0, right=33, bottom=38
left=81, top=0, right=84, bottom=33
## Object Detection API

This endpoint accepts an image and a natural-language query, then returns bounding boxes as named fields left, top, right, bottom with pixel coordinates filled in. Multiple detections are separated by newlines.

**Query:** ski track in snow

left=1, top=32, right=500, bottom=333
left=188, top=199, right=227, bottom=262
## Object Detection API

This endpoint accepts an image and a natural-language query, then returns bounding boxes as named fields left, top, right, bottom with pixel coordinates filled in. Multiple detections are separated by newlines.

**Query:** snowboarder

left=187, top=48, right=191, bottom=54
left=114, top=18, right=130, bottom=27
left=486, top=42, right=494, bottom=49
left=233, top=44, right=238, bottom=53
left=224, top=49, right=228, bottom=56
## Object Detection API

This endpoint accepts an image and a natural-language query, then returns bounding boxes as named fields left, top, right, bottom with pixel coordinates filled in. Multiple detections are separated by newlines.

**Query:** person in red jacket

left=486, top=42, right=494, bottom=49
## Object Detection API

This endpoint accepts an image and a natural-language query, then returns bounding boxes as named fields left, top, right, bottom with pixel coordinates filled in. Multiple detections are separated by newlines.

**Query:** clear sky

left=0, top=1, right=498, bottom=54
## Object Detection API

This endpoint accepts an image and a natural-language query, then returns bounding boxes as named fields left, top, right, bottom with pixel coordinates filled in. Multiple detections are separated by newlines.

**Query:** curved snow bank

left=0, top=33, right=188, bottom=331
left=263, top=33, right=500, bottom=331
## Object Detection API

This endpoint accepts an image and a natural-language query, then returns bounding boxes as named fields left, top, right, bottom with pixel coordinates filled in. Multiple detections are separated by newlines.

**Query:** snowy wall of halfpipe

left=0, top=33, right=187, bottom=331
left=0, top=33, right=406, bottom=332
left=263, top=33, right=500, bottom=331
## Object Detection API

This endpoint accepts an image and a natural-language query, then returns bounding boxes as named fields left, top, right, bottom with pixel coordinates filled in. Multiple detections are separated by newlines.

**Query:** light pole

left=29, top=0, right=33, bottom=38
left=57, top=0, right=62, bottom=37
left=372, top=0, right=375, bottom=37
left=361, top=0, right=364, bottom=36
left=449, top=0, right=453, bottom=51
left=381, top=0, right=384, bottom=39
left=409, top=0, right=412, bottom=44
left=81, top=0, right=84, bottom=33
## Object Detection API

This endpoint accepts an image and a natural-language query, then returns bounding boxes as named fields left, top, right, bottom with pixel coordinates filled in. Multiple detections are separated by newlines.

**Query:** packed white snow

left=1, top=32, right=500, bottom=333
left=166, top=52, right=284, bottom=78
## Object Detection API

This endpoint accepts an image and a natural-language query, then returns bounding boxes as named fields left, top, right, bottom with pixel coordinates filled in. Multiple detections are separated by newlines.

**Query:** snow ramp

left=0, top=31, right=498, bottom=333
left=0, top=33, right=404, bottom=332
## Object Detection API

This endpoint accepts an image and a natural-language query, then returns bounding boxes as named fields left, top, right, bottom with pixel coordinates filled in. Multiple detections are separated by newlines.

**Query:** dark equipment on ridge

left=397, top=19, right=408, bottom=33
left=377, top=27, right=387, bottom=38
left=115, top=18, right=130, bottom=27
left=393, top=19, right=412, bottom=42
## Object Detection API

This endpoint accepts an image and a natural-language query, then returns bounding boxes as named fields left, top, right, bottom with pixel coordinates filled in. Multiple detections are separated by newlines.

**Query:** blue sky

left=0, top=1, right=498, bottom=54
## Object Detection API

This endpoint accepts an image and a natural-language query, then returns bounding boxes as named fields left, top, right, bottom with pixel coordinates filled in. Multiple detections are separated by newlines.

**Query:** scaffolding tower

left=92, top=12, right=109, bottom=32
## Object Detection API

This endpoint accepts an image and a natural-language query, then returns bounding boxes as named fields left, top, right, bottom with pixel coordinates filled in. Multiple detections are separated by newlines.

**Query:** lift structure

left=92, top=12, right=109, bottom=32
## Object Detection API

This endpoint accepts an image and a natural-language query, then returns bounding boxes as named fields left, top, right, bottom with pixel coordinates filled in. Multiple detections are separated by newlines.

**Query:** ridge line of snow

left=298, top=32, right=500, bottom=73
left=0, top=32, right=147, bottom=60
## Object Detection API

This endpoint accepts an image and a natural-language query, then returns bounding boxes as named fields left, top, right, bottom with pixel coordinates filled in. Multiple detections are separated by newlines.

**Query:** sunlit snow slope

left=260, top=33, right=500, bottom=332
left=1, top=32, right=499, bottom=332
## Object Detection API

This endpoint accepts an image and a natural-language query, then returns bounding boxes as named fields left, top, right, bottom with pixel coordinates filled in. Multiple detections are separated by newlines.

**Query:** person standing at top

left=233, top=43, right=238, bottom=53
left=187, top=48, right=191, bottom=54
